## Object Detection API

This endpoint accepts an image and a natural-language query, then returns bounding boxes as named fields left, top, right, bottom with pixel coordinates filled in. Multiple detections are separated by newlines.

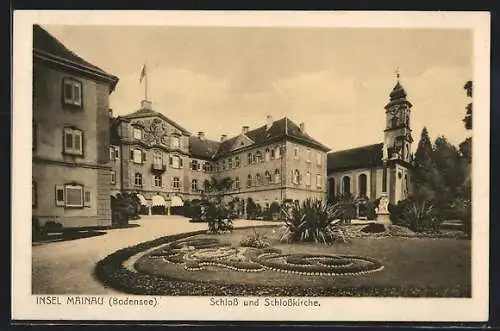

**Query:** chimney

left=242, top=126, right=249, bottom=134
left=299, top=122, right=305, bottom=132
left=108, top=108, right=113, bottom=118
left=220, top=134, right=227, bottom=142
left=266, top=115, right=273, bottom=130
left=140, top=100, right=153, bottom=110
left=198, top=131, right=205, bottom=140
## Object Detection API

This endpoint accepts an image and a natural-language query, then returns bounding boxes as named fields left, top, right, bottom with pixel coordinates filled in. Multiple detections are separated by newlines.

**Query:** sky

left=42, top=25, right=473, bottom=152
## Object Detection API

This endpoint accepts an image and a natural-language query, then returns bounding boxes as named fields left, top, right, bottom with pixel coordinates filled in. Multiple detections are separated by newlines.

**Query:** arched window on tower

left=358, top=174, right=367, bottom=198
left=342, top=176, right=351, bottom=195
left=328, top=177, right=336, bottom=200
left=391, top=116, right=398, bottom=128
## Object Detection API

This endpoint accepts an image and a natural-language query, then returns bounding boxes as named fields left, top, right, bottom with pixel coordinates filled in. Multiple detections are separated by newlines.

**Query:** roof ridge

left=328, top=142, right=383, bottom=154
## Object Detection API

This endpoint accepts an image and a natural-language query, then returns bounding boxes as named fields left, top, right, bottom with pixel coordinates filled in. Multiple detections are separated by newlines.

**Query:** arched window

left=256, top=173, right=262, bottom=186
left=328, top=177, right=336, bottom=199
left=265, top=148, right=270, bottom=162
left=247, top=152, right=252, bottom=165
left=265, top=170, right=272, bottom=184
left=358, top=173, right=367, bottom=197
left=270, top=148, right=276, bottom=159
left=247, top=174, right=252, bottom=187
left=274, top=169, right=281, bottom=184
left=293, top=169, right=301, bottom=185
left=235, top=156, right=240, bottom=168
left=342, top=176, right=351, bottom=195
left=134, top=173, right=143, bottom=186
left=391, top=116, right=398, bottom=128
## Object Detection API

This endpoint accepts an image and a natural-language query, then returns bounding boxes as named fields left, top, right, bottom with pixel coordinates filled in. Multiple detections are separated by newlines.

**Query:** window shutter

left=179, top=158, right=183, bottom=167
left=55, top=185, right=65, bottom=206
left=73, top=84, right=81, bottom=106
left=109, top=147, right=114, bottom=160
left=84, top=190, right=91, bottom=207
left=130, top=150, right=134, bottom=160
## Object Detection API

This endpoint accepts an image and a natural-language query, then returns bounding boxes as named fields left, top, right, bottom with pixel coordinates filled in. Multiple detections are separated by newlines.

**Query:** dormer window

left=62, top=78, right=82, bottom=107
left=133, top=128, right=142, bottom=140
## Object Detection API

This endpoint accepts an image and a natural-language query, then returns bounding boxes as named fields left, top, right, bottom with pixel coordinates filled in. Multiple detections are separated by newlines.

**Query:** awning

left=170, top=196, right=184, bottom=207
left=137, top=194, right=148, bottom=206
left=152, top=195, right=166, bottom=207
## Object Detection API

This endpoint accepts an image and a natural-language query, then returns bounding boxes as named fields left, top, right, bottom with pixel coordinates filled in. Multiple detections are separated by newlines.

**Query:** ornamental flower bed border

left=94, top=227, right=470, bottom=297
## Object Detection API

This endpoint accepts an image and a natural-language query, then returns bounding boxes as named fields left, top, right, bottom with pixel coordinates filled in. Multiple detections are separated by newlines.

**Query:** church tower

left=383, top=73, right=413, bottom=163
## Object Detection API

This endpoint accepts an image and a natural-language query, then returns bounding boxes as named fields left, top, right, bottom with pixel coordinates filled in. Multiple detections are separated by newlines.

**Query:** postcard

left=12, top=10, right=490, bottom=322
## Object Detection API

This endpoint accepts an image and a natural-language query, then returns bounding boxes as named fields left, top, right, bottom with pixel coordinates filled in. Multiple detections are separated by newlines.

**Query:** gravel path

left=32, top=216, right=278, bottom=295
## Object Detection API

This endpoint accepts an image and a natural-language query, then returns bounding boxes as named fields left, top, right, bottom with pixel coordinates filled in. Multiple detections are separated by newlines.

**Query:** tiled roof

left=122, top=108, right=191, bottom=135
left=33, top=25, right=118, bottom=89
left=215, top=117, right=330, bottom=157
left=189, top=136, right=220, bottom=160
left=327, top=143, right=384, bottom=173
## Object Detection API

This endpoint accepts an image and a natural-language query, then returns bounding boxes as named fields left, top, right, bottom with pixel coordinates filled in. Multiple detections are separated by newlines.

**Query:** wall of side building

left=32, top=62, right=112, bottom=228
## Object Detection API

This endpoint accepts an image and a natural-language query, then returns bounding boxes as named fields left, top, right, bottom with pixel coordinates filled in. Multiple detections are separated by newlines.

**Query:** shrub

left=402, top=199, right=441, bottom=232
left=361, top=223, right=386, bottom=233
left=240, top=228, right=271, bottom=249
left=246, top=198, right=259, bottom=220
left=111, top=193, right=140, bottom=226
left=280, top=198, right=351, bottom=244
left=365, top=199, right=379, bottom=220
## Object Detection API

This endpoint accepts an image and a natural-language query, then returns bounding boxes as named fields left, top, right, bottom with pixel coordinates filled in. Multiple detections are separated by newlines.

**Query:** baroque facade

left=110, top=102, right=330, bottom=215
left=326, top=77, right=415, bottom=217
left=32, top=25, right=119, bottom=228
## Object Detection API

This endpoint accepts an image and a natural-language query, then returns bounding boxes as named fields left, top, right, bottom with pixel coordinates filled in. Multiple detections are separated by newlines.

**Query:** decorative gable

left=230, top=134, right=254, bottom=151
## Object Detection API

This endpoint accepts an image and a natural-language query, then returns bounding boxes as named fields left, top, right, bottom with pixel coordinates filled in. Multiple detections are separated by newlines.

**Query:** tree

left=413, top=127, right=442, bottom=201
left=463, top=81, right=472, bottom=130
left=202, top=176, right=233, bottom=201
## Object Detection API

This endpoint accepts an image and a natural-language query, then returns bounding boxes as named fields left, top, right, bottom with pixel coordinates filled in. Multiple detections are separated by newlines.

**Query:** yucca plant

left=280, top=198, right=350, bottom=244
left=402, top=199, right=440, bottom=232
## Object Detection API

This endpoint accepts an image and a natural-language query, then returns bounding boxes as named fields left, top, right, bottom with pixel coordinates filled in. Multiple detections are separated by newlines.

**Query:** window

left=247, top=153, right=252, bottom=165
left=305, top=171, right=311, bottom=186
left=316, top=153, right=322, bottom=166
left=247, top=174, right=253, bottom=187
left=131, top=149, right=144, bottom=164
left=62, top=78, right=82, bottom=107
left=274, top=169, right=281, bottom=184
left=316, top=174, right=322, bottom=189
left=171, top=135, right=180, bottom=149
left=172, top=177, right=180, bottom=189
left=265, top=148, right=270, bottom=162
left=59, top=184, right=84, bottom=208
left=306, top=149, right=312, bottom=162
left=293, top=146, right=299, bottom=159
left=328, top=178, right=336, bottom=199
left=63, top=128, right=83, bottom=156
left=203, top=162, right=212, bottom=173
left=256, top=173, right=262, bottom=186
left=153, top=151, right=162, bottom=168
left=234, top=177, right=240, bottom=189
left=153, top=175, right=162, bottom=187
left=265, top=170, right=273, bottom=185
left=391, top=116, right=398, bottom=128
left=235, top=156, right=240, bottom=168
left=252, top=153, right=257, bottom=164
left=109, top=146, right=120, bottom=161
left=32, top=180, right=37, bottom=208
left=191, top=159, right=199, bottom=171
left=110, top=171, right=116, bottom=184
left=134, top=173, right=143, bottom=186
left=270, top=148, right=275, bottom=159
left=133, top=128, right=142, bottom=140
left=228, top=158, right=233, bottom=169
left=255, top=151, right=263, bottom=163
left=342, top=176, right=351, bottom=195
left=293, top=169, right=301, bottom=185
left=169, top=155, right=182, bottom=169
left=276, top=146, right=281, bottom=159
left=191, top=179, right=198, bottom=191
left=358, top=174, right=367, bottom=197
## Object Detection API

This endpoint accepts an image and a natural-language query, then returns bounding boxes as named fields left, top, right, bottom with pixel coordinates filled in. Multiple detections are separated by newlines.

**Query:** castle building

left=326, top=76, right=415, bottom=216
left=32, top=25, right=119, bottom=229
left=110, top=102, right=330, bottom=215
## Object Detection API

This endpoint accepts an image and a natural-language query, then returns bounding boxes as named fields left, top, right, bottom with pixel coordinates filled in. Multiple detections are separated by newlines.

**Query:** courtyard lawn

left=96, top=225, right=470, bottom=297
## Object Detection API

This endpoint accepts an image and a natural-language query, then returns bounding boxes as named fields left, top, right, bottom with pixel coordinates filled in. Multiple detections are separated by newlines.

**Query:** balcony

left=150, top=163, right=167, bottom=174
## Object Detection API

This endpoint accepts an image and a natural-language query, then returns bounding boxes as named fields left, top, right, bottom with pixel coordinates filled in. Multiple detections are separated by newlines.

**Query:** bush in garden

left=111, top=193, right=138, bottom=226
left=280, top=198, right=351, bottom=244
left=239, top=228, right=271, bottom=249
left=204, top=200, right=234, bottom=234
left=269, top=201, right=281, bottom=220
left=365, top=198, right=379, bottom=220
left=246, top=198, right=258, bottom=220
left=402, top=199, right=441, bottom=233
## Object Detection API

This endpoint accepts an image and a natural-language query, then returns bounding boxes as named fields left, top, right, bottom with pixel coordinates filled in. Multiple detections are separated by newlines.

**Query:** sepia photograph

left=13, top=11, right=490, bottom=321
